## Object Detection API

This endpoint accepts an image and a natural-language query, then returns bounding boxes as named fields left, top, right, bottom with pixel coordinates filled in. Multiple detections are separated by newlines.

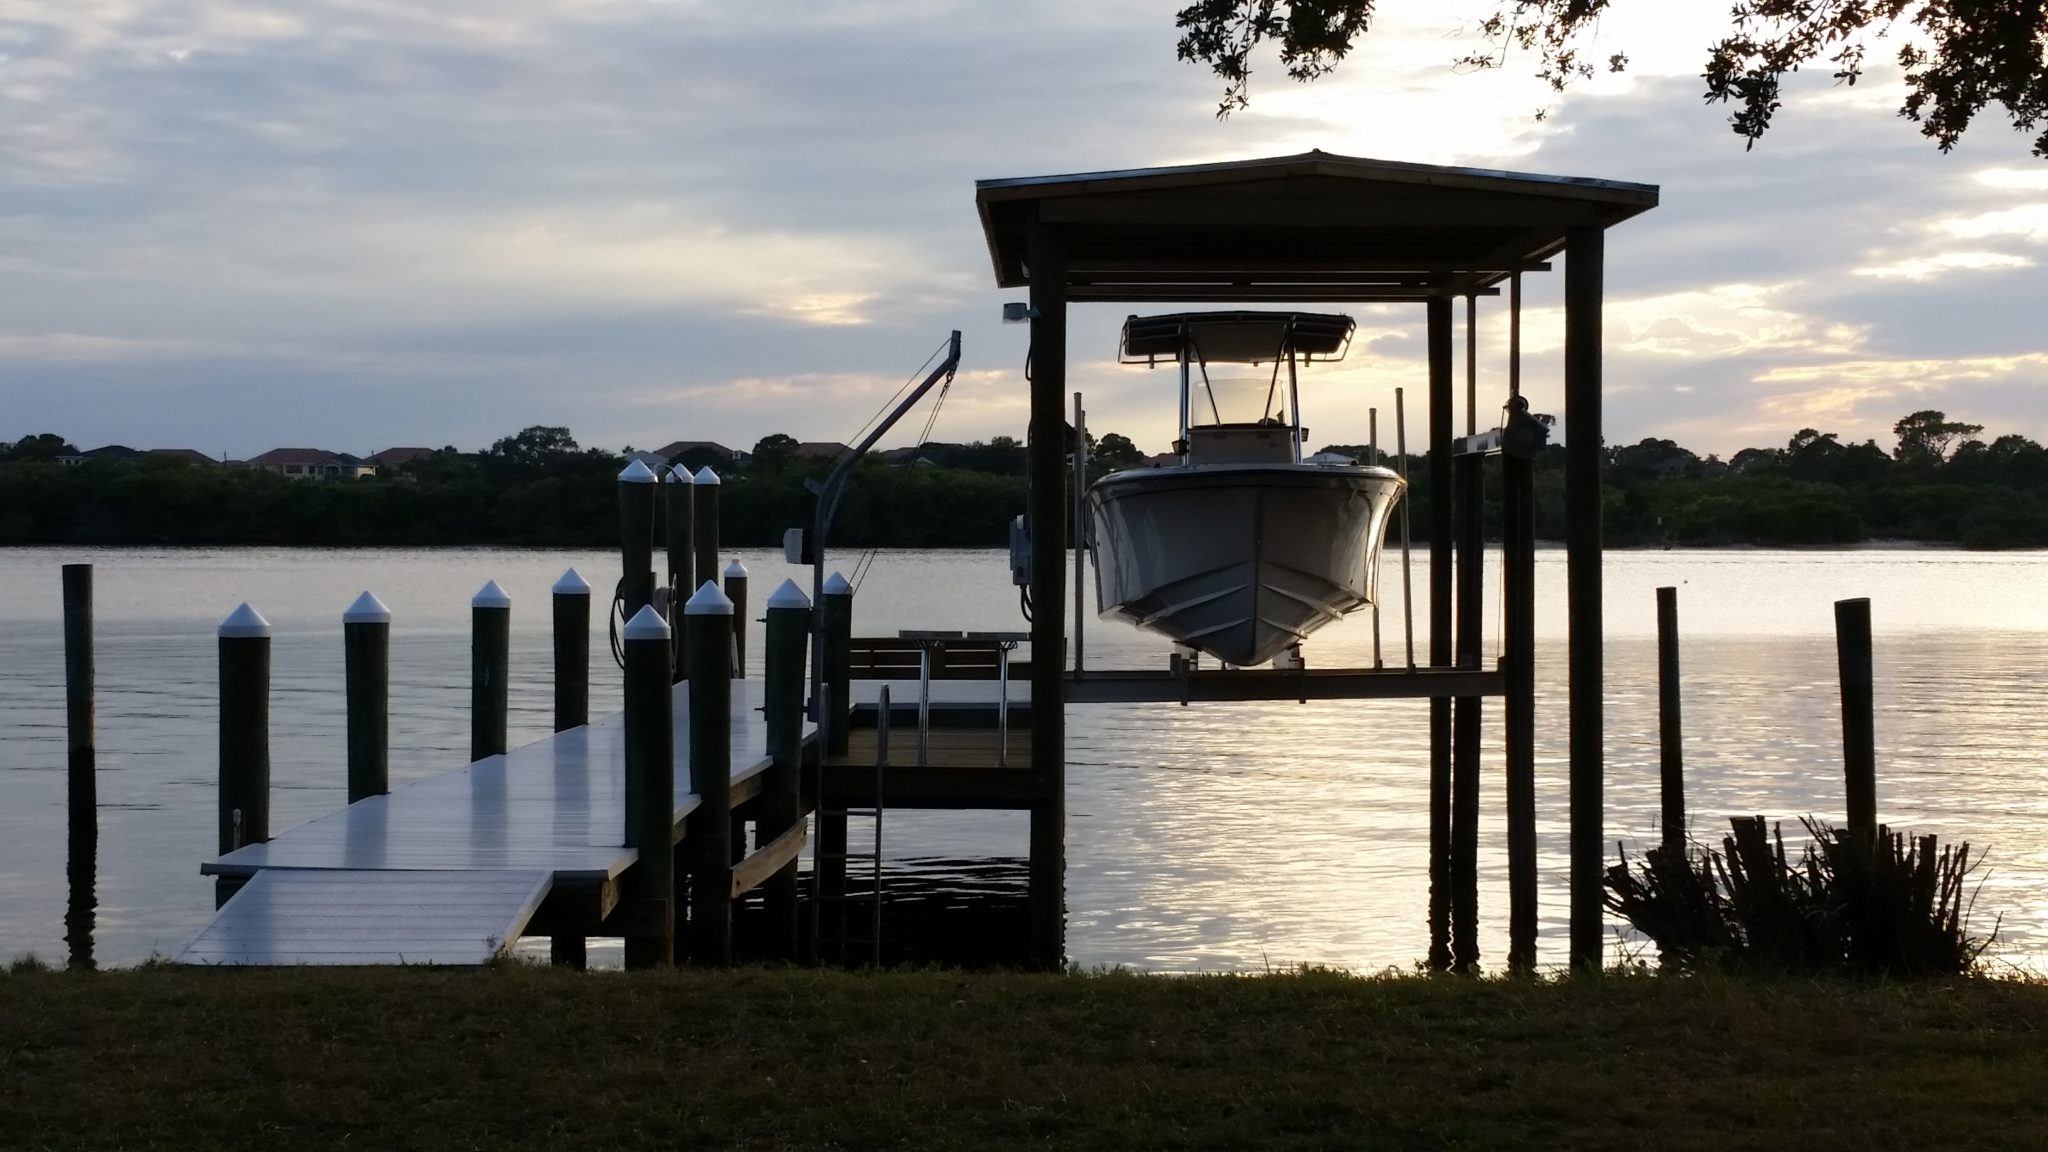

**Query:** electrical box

left=1008, top=515, right=1031, bottom=586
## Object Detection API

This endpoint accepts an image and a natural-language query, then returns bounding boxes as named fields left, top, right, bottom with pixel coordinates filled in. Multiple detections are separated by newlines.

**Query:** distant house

left=1143, top=452, right=1179, bottom=468
left=794, top=441, right=852, bottom=463
left=57, top=445, right=144, bottom=466
left=369, top=446, right=434, bottom=469
left=651, top=440, right=748, bottom=466
left=243, top=448, right=377, bottom=480
left=147, top=449, right=218, bottom=465
left=1302, top=450, right=1357, bottom=466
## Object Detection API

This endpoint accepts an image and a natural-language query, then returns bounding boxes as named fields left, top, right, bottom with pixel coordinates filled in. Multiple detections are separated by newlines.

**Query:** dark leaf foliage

left=1176, top=0, right=2048, bottom=155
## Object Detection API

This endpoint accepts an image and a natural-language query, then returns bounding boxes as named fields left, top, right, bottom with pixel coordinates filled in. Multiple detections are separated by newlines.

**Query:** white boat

left=1086, top=312, right=1405, bottom=667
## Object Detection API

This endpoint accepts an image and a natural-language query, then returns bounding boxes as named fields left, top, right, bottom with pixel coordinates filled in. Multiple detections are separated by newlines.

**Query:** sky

left=2, top=0, right=2044, bottom=461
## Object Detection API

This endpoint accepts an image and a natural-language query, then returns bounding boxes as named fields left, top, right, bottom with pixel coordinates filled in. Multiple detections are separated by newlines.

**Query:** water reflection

left=2, top=545, right=2046, bottom=971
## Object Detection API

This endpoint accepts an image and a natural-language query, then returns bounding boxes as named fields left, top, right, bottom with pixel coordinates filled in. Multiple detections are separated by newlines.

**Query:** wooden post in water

left=1025, top=222, right=1071, bottom=971
left=620, top=604, right=675, bottom=968
left=217, top=603, right=271, bottom=906
left=1502, top=274, right=1539, bottom=973
left=1835, top=597, right=1877, bottom=843
left=724, top=560, right=749, bottom=678
left=762, top=579, right=810, bottom=960
left=343, top=591, right=391, bottom=802
left=820, top=571, right=854, bottom=756
left=664, top=467, right=694, bottom=675
left=1564, top=224, right=1607, bottom=972
left=685, top=580, right=735, bottom=965
left=1425, top=293, right=1454, bottom=972
left=618, top=459, right=659, bottom=620
left=1451, top=385, right=1484, bottom=968
left=1656, top=587, right=1686, bottom=854
left=470, top=581, right=510, bottom=762
left=62, top=564, right=96, bottom=968
left=692, top=467, right=721, bottom=605
left=552, top=568, right=590, bottom=732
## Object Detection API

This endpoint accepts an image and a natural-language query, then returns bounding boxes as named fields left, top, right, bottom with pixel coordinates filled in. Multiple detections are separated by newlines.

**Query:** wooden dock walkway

left=179, top=680, right=810, bottom=966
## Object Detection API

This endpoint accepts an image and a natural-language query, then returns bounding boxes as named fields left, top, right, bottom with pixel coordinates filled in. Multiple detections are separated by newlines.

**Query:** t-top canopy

left=1119, top=311, right=1353, bottom=365
left=977, top=150, right=1658, bottom=303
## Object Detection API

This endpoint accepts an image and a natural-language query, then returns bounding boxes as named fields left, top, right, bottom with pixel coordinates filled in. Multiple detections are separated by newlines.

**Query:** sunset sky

left=3, top=0, right=2044, bottom=461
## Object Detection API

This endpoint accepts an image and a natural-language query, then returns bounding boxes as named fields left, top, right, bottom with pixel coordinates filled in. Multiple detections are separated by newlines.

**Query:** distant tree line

left=2, top=409, right=2043, bottom=549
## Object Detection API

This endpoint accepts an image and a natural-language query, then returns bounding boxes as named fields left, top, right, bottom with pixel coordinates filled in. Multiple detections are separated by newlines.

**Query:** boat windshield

left=1192, top=373, right=1290, bottom=427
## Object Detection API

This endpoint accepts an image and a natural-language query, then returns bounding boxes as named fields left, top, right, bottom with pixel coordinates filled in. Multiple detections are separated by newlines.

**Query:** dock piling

left=618, top=459, right=659, bottom=620
left=762, top=579, right=810, bottom=959
left=217, top=603, right=272, bottom=904
left=1656, top=586, right=1685, bottom=854
left=1835, top=597, right=1877, bottom=842
left=61, top=564, right=96, bottom=968
left=725, top=560, right=749, bottom=678
left=821, top=571, right=854, bottom=756
left=692, top=467, right=722, bottom=607
left=685, top=581, right=736, bottom=965
left=470, top=581, right=510, bottom=762
left=664, top=467, right=694, bottom=674
left=552, top=568, right=591, bottom=732
left=620, top=604, right=675, bottom=968
left=343, top=591, right=391, bottom=802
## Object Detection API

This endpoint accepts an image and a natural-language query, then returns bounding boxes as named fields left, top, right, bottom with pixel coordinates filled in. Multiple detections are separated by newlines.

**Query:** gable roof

left=369, top=446, right=435, bottom=466
left=975, top=150, right=1658, bottom=303
left=651, top=440, right=734, bottom=459
left=246, top=448, right=343, bottom=467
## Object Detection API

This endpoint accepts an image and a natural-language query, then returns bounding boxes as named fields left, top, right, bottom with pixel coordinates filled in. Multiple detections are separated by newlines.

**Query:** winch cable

left=849, top=368, right=954, bottom=594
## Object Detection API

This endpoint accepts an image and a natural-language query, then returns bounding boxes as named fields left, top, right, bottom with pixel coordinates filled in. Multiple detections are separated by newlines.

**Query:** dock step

left=175, top=869, right=553, bottom=966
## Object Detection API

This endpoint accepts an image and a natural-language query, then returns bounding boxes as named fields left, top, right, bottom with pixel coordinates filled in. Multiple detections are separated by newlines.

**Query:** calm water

left=2, top=545, right=2045, bottom=972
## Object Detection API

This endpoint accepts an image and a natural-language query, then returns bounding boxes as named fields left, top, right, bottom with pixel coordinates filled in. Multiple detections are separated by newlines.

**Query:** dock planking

left=178, top=679, right=808, bottom=965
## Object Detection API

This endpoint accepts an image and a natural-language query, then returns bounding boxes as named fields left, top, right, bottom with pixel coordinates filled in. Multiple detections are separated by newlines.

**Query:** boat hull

left=1086, top=464, right=1405, bottom=667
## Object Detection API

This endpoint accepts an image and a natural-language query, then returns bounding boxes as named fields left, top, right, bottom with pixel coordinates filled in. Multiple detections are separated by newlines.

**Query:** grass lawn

left=5, top=964, right=2047, bottom=1150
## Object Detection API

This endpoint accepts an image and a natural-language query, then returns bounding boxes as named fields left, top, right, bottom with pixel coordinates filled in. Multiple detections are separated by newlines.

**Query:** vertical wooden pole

left=664, top=467, right=694, bottom=675
left=1502, top=272, right=1538, bottom=970
left=1565, top=224, right=1607, bottom=971
left=343, top=591, right=391, bottom=802
left=552, top=568, right=591, bottom=732
left=1425, top=293, right=1454, bottom=972
left=620, top=604, right=675, bottom=968
left=1026, top=221, right=1069, bottom=970
left=685, top=581, right=735, bottom=965
left=817, top=570, right=853, bottom=928
left=1835, top=597, right=1877, bottom=842
left=470, top=581, right=510, bottom=762
left=618, top=460, right=659, bottom=620
left=762, top=579, right=810, bottom=960
left=692, top=467, right=722, bottom=606
left=1656, top=587, right=1686, bottom=854
left=724, top=560, right=749, bottom=678
left=1451, top=377, right=1484, bottom=970
left=61, top=564, right=96, bottom=969
left=217, top=603, right=271, bottom=907
left=1072, top=391, right=1088, bottom=677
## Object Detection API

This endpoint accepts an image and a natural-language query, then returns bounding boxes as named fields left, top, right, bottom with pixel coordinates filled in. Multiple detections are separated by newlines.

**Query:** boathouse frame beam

left=1025, top=219, right=1070, bottom=970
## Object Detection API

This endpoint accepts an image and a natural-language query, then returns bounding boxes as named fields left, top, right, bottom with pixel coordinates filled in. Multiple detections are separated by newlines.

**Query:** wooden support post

left=618, top=460, right=659, bottom=620
left=620, top=604, right=675, bottom=968
left=217, top=603, right=271, bottom=907
left=1026, top=221, right=1069, bottom=970
left=61, top=564, right=96, bottom=969
left=1452, top=455, right=1484, bottom=973
left=685, top=581, right=735, bottom=965
left=1503, top=278, right=1538, bottom=973
left=1835, top=597, right=1877, bottom=842
left=470, top=581, right=510, bottom=762
left=725, top=560, right=749, bottom=678
left=664, top=467, right=694, bottom=674
left=1564, top=224, right=1606, bottom=971
left=821, top=571, right=854, bottom=756
left=1425, top=293, right=1454, bottom=972
left=1656, top=587, right=1686, bottom=854
left=762, top=579, right=810, bottom=959
left=692, top=467, right=722, bottom=606
left=552, top=568, right=590, bottom=732
left=342, top=591, right=391, bottom=803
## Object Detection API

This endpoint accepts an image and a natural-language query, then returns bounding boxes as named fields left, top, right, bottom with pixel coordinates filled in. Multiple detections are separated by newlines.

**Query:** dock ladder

left=816, top=686, right=887, bottom=966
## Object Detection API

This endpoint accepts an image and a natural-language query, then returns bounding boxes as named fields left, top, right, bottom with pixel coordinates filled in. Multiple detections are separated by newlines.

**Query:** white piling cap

left=622, top=603, right=671, bottom=641
left=662, top=465, right=685, bottom=483
left=218, top=602, right=271, bottom=638
left=342, top=590, right=391, bottom=624
left=618, top=458, right=658, bottom=483
left=552, top=567, right=591, bottom=595
left=692, top=466, right=721, bottom=486
left=766, top=578, right=810, bottom=610
left=472, top=580, right=512, bottom=608
left=823, top=571, right=852, bottom=596
left=685, top=579, right=734, bottom=615
left=723, top=559, right=749, bottom=579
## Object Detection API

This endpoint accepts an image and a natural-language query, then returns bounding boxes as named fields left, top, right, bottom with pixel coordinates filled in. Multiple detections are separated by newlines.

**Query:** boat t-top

left=1086, top=311, right=1406, bottom=667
